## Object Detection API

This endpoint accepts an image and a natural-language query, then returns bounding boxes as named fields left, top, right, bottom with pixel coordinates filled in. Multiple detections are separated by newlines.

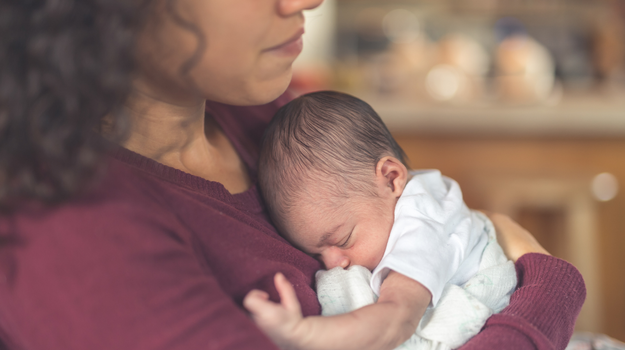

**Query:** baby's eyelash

left=338, top=232, right=352, bottom=248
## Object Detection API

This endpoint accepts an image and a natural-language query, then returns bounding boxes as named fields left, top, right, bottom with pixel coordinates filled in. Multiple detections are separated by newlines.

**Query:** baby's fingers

left=243, top=287, right=297, bottom=337
left=274, top=273, right=302, bottom=315
left=243, top=289, right=271, bottom=316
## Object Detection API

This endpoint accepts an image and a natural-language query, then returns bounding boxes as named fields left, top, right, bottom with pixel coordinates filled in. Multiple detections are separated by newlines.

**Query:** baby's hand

left=243, top=273, right=309, bottom=350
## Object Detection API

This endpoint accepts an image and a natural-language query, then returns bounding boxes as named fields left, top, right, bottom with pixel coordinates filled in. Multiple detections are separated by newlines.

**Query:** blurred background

left=293, top=0, right=625, bottom=342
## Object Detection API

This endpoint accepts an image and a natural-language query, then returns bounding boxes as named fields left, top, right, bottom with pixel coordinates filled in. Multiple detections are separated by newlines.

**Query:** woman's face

left=136, top=0, right=323, bottom=106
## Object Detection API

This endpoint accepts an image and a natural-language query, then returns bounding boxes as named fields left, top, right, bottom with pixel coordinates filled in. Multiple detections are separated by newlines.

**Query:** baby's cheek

left=369, top=245, right=387, bottom=269
left=354, top=252, right=380, bottom=271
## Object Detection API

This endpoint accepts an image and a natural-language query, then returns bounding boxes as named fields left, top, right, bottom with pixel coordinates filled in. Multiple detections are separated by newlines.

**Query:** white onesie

left=370, top=169, right=489, bottom=306
left=315, top=170, right=517, bottom=350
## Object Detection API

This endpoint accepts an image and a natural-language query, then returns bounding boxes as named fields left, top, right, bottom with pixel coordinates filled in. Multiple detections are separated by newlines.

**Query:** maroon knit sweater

left=0, top=93, right=585, bottom=350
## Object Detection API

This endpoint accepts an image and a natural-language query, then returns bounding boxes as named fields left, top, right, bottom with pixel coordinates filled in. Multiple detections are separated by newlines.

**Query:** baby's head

left=259, top=91, right=409, bottom=271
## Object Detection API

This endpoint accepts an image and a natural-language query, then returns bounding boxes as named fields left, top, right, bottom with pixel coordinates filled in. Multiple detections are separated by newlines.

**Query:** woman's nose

left=278, top=0, right=324, bottom=17
left=320, top=249, right=350, bottom=270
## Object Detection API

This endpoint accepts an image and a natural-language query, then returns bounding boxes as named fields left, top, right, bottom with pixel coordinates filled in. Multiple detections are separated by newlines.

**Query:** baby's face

left=280, top=187, right=396, bottom=271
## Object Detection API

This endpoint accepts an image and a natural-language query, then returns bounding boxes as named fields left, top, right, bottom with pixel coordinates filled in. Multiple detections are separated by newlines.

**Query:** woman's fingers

left=274, top=273, right=302, bottom=315
left=485, top=212, right=550, bottom=262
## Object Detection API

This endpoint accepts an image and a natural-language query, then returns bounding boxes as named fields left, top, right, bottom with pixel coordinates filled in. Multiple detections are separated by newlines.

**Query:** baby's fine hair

left=259, top=91, right=407, bottom=225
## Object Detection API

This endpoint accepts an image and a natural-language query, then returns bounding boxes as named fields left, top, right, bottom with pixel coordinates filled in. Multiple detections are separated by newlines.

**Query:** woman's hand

left=484, top=212, right=550, bottom=262
left=243, top=273, right=309, bottom=350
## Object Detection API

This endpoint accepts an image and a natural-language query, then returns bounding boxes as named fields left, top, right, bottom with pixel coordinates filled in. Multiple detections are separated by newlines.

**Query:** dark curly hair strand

left=0, top=0, right=150, bottom=210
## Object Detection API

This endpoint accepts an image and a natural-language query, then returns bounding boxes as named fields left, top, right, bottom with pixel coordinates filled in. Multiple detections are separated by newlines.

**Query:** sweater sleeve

left=0, top=202, right=280, bottom=350
left=458, top=253, right=586, bottom=350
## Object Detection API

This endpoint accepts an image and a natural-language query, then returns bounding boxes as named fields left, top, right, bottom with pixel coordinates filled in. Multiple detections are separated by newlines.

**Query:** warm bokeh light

left=591, top=172, right=619, bottom=202
left=425, top=64, right=462, bottom=101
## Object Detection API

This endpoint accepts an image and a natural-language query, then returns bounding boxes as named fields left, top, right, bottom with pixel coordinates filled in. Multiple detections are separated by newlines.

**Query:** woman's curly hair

left=0, top=0, right=150, bottom=210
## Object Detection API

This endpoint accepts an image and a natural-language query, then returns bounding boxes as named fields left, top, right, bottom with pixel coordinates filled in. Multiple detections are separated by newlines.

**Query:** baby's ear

left=375, top=156, right=408, bottom=198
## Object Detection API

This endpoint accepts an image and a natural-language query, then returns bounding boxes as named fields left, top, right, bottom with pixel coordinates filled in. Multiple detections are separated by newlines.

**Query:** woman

left=0, top=0, right=585, bottom=349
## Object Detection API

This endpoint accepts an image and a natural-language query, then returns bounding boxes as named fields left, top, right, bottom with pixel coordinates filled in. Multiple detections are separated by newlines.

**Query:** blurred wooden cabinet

left=393, top=134, right=625, bottom=341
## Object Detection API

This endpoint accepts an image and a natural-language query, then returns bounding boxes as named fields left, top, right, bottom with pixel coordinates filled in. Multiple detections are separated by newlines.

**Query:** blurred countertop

left=343, top=90, right=625, bottom=137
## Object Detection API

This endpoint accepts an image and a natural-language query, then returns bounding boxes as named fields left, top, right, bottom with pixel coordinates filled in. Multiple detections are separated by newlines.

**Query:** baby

left=244, top=91, right=516, bottom=350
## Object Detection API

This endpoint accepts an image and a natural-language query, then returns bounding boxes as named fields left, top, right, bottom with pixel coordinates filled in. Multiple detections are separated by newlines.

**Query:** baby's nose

left=321, top=250, right=350, bottom=270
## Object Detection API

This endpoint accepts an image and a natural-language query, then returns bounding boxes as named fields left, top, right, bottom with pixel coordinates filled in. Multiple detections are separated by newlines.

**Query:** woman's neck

left=121, top=88, right=208, bottom=161
left=115, top=85, right=252, bottom=194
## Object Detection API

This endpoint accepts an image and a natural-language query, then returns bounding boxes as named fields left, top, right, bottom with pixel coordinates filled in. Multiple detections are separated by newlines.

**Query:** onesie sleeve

left=370, top=170, right=488, bottom=306
left=459, top=253, right=586, bottom=350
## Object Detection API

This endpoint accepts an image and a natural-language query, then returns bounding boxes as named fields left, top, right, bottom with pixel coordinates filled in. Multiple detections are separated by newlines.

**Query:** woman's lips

left=265, top=29, right=305, bottom=56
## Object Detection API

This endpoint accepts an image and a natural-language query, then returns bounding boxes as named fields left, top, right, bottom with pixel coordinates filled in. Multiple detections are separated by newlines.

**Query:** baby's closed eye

left=337, top=231, right=353, bottom=248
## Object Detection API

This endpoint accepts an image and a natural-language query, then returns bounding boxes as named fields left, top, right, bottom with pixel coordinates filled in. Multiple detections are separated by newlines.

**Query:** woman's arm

left=459, top=214, right=586, bottom=350
left=244, top=271, right=431, bottom=350
left=460, top=253, right=585, bottom=350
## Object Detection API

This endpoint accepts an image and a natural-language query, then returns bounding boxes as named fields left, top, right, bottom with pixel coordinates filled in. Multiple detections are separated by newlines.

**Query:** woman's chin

left=240, top=73, right=293, bottom=106
left=203, top=68, right=293, bottom=106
